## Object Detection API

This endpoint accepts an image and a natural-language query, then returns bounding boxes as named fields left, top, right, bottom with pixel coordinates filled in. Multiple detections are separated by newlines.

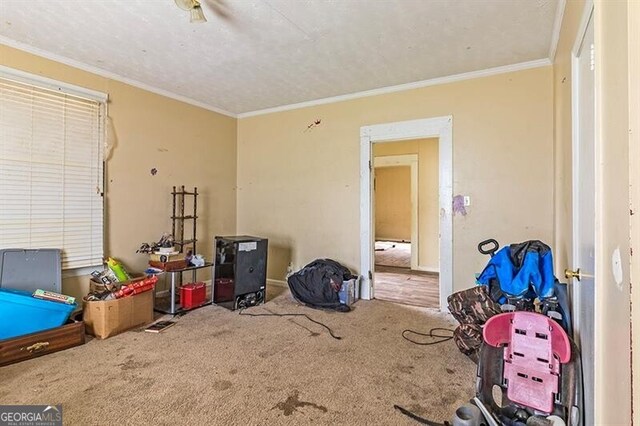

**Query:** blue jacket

left=477, top=241, right=555, bottom=299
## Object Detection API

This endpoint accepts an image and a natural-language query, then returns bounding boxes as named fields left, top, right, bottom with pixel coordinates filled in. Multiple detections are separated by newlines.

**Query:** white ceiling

left=0, top=0, right=561, bottom=116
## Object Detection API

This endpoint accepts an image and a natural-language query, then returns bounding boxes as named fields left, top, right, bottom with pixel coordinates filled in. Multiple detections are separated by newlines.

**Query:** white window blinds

left=0, top=73, right=105, bottom=270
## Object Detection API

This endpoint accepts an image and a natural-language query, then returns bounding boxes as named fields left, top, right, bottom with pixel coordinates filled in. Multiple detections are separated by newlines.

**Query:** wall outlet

left=463, top=196, right=471, bottom=206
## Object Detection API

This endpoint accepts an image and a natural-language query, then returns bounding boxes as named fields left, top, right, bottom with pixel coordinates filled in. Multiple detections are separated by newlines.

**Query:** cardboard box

left=149, top=259, right=188, bottom=271
left=149, top=253, right=185, bottom=263
left=89, top=274, right=145, bottom=294
left=83, top=290, right=154, bottom=339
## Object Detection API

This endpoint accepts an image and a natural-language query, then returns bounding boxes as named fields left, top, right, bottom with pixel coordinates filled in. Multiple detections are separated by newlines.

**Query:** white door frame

left=360, top=116, right=453, bottom=310
left=630, top=1, right=640, bottom=424
left=571, top=1, right=597, bottom=423
left=373, top=154, right=419, bottom=270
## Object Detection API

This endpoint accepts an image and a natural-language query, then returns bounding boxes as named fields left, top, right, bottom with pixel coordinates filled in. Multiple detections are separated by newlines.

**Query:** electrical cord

left=395, top=328, right=456, bottom=423
left=401, top=327, right=454, bottom=346
left=239, top=308, right=342, bottom=340
left=393, top=405, right=450, bottom=426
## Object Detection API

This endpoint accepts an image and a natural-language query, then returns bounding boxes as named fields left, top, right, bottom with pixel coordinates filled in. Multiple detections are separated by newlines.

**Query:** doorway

left=373, top=154, right=418, bottom=269
left=373, top=141, right=440, bottom=308
left=359, top=116, right=453, bottom=310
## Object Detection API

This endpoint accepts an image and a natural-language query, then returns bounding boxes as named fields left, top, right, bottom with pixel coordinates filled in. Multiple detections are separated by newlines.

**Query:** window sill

left=62, top=265, right=103, bottom=279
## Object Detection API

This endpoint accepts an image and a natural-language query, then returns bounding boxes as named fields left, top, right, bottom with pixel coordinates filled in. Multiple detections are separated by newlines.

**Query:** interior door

left=571, top=9, right=595, bottom=426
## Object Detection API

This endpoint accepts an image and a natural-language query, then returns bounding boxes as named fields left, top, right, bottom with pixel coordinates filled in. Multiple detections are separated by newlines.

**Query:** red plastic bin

left=180, top=282, right=207, bottom=309
left=214, top=278, right=234, bottom=303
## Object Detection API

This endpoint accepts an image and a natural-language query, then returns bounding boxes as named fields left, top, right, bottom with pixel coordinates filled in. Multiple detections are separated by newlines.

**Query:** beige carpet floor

left=0, top=287, right=475, bottom=425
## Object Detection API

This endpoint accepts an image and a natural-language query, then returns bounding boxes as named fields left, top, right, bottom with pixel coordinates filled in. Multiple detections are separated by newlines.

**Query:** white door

left=571, top=9, right=595, bottom=426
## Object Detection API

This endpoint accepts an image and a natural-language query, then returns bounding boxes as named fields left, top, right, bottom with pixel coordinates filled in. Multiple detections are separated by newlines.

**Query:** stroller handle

left=478, top=239, right=499, bottom=257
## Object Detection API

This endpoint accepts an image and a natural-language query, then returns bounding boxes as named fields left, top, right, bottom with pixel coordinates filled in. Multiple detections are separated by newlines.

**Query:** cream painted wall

left=553, top=0, right=632, bottom=422
left=0, top=44, right=237, bottom=300
left=237, top=67, right=554, bottom=291
left=374, top=166, right=411, bottom=242
left=374, top=138, right=439, bottom=271
left=593, top=1, right=631, bottom=423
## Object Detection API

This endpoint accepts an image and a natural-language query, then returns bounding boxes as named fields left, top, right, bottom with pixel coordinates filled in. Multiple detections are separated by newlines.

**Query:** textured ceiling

left=0, top=0, right=560, bottom=115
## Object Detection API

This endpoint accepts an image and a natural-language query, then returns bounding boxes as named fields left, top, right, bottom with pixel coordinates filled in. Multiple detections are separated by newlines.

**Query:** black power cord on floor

left=238, top=308, right=342, bottom=340
left=393, top=405, right=451, bottom=426
left=395, top=328, right=458, bottom=424
left=401, top=327, right=454, bottom=346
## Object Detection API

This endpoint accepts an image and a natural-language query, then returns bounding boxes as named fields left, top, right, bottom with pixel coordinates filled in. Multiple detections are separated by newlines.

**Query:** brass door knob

left=565, top=268, right=581, bottom=281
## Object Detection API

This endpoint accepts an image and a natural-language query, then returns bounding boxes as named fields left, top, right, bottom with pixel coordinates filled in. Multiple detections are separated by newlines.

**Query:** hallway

left=374, top=241, right=439, bottom=308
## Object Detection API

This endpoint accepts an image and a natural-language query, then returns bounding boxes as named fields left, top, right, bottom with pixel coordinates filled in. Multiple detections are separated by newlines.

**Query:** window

left=0, top=67, right=106, bottom=270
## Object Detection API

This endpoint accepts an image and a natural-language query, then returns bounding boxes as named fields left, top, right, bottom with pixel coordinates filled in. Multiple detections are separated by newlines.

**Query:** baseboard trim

left=267, top=279, right=288, bottom=288
left=415, top=266, right=440, bottom=274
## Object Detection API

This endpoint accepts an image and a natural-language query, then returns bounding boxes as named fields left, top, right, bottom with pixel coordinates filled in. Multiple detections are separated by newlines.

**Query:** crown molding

left=1, top=36, right=554, bottom=120
left=549, top=0, right=567, bottom=62
left=0, top=36, right=237, bottom=118
left=237, top=58, right=552, bottom=118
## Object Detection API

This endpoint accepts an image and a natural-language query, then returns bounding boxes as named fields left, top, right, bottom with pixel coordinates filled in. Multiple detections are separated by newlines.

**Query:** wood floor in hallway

left=374, top=241, right=411, bottom=268
left=374, top=265, right=439, bottom=308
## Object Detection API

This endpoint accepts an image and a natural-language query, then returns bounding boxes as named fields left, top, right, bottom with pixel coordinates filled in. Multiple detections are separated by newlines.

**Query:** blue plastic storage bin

left=0, top=288, right=76, bottom=340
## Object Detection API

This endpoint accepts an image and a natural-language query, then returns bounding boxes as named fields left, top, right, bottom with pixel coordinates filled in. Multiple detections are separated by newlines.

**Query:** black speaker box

left=214, top=236, right=268, bottom=310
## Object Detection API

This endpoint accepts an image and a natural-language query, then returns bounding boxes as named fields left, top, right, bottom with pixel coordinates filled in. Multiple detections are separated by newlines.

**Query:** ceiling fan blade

left=190, top=6, right=207, bottom=23
left=174, top=0, right=198, bottom=11
left=201, top=0, right=234, bottom=21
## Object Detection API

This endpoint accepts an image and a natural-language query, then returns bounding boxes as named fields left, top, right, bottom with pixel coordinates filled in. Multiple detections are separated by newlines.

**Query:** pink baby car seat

left=478, top=311, right=582, bottom=424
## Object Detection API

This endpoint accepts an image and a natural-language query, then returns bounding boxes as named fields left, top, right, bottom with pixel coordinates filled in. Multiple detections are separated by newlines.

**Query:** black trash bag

left=287, top=259, right=356, bottom=312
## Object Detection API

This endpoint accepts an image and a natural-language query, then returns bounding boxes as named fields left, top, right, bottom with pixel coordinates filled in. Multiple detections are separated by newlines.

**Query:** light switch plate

left=463, top=196, right=471, bottom=206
